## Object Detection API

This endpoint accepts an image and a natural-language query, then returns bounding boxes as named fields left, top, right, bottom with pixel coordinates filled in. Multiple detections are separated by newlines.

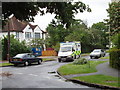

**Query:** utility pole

left=109, top=24, right=111, bottom=49
left=7, top=19, right=10, bottom=62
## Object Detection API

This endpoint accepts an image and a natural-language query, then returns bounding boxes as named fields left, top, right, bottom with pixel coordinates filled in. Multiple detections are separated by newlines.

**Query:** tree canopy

left=2, top=2, right=91, bottom=28
left=107, top=1, right=120, bottom=35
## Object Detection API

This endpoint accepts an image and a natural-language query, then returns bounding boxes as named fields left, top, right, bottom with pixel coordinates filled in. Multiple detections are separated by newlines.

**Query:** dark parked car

left=10, top=53, right=42, bottom=66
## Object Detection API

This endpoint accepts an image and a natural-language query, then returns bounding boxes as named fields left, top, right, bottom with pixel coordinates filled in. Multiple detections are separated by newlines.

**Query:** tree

left=107, top=1, right=120, bottom=35
left=91, top=22, right=109, bottom=48
left=91, top=22, right=108, bottom=32
left=64, top=20, right=93, bottom=53
left=2, top=2, right=91, bottom=28
left=46, top=24, right=69, bottom=47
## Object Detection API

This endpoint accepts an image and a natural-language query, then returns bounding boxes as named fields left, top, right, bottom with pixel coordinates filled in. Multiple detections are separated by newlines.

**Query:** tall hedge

left=109, top=49, right=120, bottom=70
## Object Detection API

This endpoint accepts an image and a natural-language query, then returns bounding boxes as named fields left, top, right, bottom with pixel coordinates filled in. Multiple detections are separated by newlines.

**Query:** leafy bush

left=109, top=48, right=120, bottom=70
left=73, top=58, right=88, bottom=65
left=1, top=35, right=31, bottom=60
left=111, top=33, right=120, bottom=49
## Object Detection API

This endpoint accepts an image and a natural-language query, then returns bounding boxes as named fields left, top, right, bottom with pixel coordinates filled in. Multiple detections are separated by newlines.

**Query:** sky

left=30, top=0, right=111, bottom=30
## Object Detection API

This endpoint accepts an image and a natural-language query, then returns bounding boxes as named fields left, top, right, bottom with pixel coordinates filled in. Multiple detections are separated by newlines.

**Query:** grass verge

left=58, top=60, right=107, bottom=75
left=100, top=56, right=109, bottom=59
left=0, top=63, right=13, bottom=67
left=72, top=74, right=120, bottom=88
left=42, top=58, right=55, bottom=62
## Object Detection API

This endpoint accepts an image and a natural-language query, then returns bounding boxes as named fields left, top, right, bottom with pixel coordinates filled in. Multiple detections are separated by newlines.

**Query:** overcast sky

left=30, top=0, right=111, bottom=30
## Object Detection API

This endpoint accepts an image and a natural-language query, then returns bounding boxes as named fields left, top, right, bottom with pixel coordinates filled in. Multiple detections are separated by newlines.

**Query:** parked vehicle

left=10, top=53, right=42, bottom=66
left=32, top=47, right=42, bottom=56
left=90, top=49, right=106, bottom=59
left=58, top=41, right=81, bottom=62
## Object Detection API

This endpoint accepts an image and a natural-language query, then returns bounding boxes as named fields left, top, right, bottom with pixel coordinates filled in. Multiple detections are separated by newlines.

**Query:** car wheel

left=38, top=60, right=42, bottom=64
left=24, top=61, right=29, bottom=66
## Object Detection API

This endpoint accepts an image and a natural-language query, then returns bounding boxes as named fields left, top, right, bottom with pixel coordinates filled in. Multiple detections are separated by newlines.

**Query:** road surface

left=1, top=60, right=92, bottom=89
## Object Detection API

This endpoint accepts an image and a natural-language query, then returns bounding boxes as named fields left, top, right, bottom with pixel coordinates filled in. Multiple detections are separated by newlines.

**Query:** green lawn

left=58, top=60, right=107, bottom=75
left=0, top=63, right=13, bottom=67
left=72, top=74, right=120, bottom=88
left=42, top=58, right=55, bottom=62
left=100, top=56, right=109, bottom=59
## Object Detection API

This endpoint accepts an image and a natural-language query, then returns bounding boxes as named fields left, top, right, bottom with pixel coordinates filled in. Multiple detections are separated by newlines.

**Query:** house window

left=16, top=32, right=19, bottom=38
left=25, top=32, right=31, bottom=38
left=35, top=33, right=40, bottom=38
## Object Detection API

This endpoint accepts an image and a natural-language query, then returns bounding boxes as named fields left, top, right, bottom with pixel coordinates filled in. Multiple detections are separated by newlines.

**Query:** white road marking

left=28, top=74, right=38, bottom=76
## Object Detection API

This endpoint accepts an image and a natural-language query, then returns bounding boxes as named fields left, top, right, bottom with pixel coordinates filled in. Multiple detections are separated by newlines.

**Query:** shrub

left=109, top=48, right=120, bottom=70
left=1, top=35, right=31, bottom=60
left=73, top=58, right=88, bottom=65
left=111, top=33, right=120, bottom=49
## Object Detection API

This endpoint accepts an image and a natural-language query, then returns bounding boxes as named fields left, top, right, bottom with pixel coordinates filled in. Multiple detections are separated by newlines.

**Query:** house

left=0, top=16, right=47, bottom=45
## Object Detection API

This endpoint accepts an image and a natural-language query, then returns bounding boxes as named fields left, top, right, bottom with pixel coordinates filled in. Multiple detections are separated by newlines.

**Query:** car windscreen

left=60, top=47, right=72, bottom=52
left=14, top=54, right=26, bottom=58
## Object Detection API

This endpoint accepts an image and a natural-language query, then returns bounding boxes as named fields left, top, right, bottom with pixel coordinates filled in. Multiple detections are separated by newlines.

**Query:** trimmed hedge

left=109, top=49, right=120, bottom=70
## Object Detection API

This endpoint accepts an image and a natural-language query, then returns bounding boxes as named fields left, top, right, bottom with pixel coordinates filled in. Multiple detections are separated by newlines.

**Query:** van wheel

left=58, top=59, right=61, bottom=62
left=74, top=55, right=76, bottom=59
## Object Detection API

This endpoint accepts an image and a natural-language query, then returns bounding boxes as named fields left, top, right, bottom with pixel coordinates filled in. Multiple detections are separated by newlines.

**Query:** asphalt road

left=1, top=60, right=92, bottom=89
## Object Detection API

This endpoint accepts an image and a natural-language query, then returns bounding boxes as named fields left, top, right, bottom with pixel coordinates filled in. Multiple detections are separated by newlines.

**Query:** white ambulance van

left=58, top=41, right=81, bottom=62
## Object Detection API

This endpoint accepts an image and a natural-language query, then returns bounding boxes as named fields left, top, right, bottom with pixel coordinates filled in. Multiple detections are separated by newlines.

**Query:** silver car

left=90, top=49, right=105, bottom=59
